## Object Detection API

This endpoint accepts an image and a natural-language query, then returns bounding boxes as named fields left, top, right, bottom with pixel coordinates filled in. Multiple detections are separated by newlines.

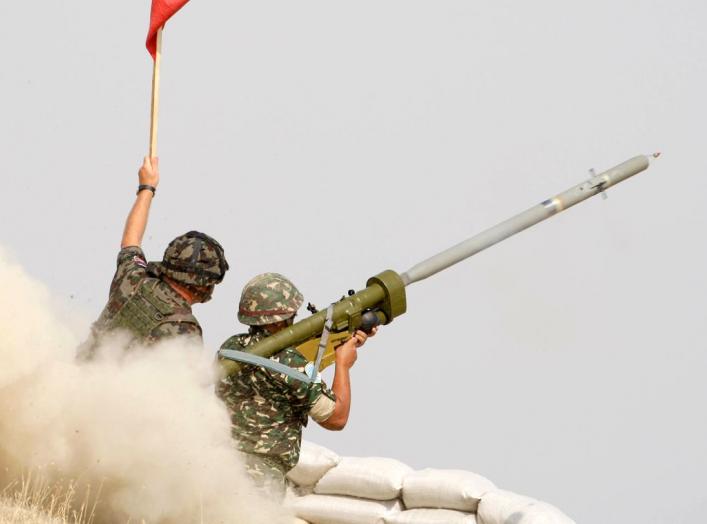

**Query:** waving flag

left=146, top=0, right=190, bottom=59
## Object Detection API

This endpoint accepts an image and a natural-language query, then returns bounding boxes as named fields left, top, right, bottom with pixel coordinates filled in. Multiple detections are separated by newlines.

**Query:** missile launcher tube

left=220, top=154, right=654, bottom=376
left=401, top=155, right=651, bottom=285
left=219, top=270, right=406, bottom=377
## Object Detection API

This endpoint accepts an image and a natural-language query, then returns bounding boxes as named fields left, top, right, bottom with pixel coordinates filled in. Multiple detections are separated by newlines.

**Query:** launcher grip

left=360, top=310, right=384, bottom=334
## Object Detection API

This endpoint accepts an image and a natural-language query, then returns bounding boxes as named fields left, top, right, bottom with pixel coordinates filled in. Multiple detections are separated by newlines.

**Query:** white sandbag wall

left=314, top=457, right=413, bottom=500
left=287, top=441, right=576, bottom=524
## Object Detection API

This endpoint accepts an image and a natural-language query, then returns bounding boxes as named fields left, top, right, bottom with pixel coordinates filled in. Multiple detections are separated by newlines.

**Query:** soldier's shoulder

left=220, top=333, right=252, bottom=351
left=275, top=346, right=309, bottom=368
left=109, top=247, right=148, bottom=295
left=116, top=246, right=147, bottom=267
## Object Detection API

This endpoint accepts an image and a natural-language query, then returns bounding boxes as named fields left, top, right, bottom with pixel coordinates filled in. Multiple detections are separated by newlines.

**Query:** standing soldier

left=79, top=157, right=229, bottom=358
left=216, top=273, right=376, bottom=498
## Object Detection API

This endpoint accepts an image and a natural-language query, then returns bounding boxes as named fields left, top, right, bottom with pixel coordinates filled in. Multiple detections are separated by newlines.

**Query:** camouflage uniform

left=80, top=232, right=228, bottom=357
left=216, top=274, right=337, bottom=497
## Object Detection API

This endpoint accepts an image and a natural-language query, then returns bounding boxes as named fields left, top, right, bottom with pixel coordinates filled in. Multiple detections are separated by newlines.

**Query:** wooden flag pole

left=149, top=27, right=163, bottom=158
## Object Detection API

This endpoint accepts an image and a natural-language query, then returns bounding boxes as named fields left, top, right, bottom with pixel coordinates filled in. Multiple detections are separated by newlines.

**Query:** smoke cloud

left=0, top=248, right=291, bottom=523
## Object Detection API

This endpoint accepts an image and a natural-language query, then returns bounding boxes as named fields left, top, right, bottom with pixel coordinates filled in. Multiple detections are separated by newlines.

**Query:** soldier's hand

left=139, top=156, right=160, bottom=188
left=353, top=327, right=377, bottom=347
left=335, top=335, right=360, bottom=369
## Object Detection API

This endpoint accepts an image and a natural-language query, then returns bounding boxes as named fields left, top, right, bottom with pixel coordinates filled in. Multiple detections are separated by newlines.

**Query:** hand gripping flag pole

left=146, top=0, right=190, bottom=157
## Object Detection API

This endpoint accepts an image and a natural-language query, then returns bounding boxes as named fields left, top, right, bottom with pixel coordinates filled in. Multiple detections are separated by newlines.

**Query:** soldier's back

left=79, top=246, right=200, bottom=358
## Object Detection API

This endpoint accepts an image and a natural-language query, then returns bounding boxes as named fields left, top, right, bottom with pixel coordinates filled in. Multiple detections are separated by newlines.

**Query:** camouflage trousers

left=242, top=453, right=288, bottom=500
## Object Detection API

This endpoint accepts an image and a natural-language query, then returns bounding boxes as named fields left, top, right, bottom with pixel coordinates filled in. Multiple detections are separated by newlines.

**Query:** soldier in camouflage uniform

left=216, top=273, right=375, bottom=498
left=78, top=157, right=229, bottom=358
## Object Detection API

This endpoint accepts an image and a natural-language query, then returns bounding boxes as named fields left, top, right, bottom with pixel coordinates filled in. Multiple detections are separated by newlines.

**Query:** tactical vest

left=89, top=277, right=200, bottom=352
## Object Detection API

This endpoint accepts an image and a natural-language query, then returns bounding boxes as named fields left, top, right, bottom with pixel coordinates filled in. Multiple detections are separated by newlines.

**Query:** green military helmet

left=238, top=273, right=304, bottom=326
left=148, top=231, right=229, bottom=288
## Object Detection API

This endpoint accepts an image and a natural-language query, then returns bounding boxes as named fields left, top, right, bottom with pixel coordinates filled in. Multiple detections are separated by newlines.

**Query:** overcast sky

left=2, top=1, right=706, bottom=522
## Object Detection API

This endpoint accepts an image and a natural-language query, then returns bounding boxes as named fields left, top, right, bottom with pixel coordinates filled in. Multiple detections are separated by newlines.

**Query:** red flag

left=146, top=0, right=190, bottom=59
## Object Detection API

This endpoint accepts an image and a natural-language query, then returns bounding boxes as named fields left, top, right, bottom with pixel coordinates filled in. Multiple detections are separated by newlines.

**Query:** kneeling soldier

left=216, top=273, right=375, bottom=497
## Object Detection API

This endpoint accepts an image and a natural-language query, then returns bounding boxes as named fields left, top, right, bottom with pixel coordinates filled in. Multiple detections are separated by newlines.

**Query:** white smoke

left=0, top=248, right=291, bottom=523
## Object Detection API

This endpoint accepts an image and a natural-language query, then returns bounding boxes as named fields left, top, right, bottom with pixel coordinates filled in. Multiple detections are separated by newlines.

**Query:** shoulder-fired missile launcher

left=219, top=154, right=658, bottom=379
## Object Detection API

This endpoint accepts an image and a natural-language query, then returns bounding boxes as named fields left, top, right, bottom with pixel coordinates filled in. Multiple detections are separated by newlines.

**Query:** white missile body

left=401, top=155, right=654, bottom=286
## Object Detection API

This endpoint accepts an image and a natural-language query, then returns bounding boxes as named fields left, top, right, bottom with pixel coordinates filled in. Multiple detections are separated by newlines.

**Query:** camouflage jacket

left=216, top=329, right=336, bottom=471
left=81, top=246, right=202, bottom=356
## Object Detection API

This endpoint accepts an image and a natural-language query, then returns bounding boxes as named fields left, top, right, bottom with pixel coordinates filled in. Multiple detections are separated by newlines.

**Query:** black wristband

left=137, top=184, right=156, bottom=196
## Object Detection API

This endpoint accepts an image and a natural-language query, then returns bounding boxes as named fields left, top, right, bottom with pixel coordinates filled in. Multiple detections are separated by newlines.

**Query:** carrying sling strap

left=218, top=349, right=313, bottom=384
left=311, top=304, right=334, bottom=380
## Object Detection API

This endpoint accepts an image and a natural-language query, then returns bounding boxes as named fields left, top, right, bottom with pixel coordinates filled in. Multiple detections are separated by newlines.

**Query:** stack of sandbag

left=287, top=441, right=342, bottom=489
left=288, top=452, right=408, bottom=523
left=286, top=441, right=575, bottom=524
left=392, top=468, right=496, bottom=523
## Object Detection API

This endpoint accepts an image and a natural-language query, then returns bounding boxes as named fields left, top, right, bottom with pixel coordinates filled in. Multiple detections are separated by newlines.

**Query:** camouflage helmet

left=148, top=231, right=229, bottom=288
left=238, top=273, right=304, bottom=326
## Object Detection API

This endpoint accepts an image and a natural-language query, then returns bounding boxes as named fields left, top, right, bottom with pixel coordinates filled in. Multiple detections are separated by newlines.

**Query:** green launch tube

left=219, top=270, right=406, bottom=377
left=219, top=154, right=656, bottom=377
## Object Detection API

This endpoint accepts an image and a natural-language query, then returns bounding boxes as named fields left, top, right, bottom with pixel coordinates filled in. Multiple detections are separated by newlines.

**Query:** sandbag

left=477, top=490, right=576, bottom=524
left=287, top=441, right=341, bottom=487
left=379, top=508, right=477, bottom=523
left=314, top=457, right=413, bottom=500
left=402, top=469, right=495, bottom=512
left=289, top=494, right=403, bottom=524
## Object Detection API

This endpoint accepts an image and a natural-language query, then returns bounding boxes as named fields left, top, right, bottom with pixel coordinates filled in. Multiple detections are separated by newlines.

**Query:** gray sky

left=2, top=1, right=706, bottom=522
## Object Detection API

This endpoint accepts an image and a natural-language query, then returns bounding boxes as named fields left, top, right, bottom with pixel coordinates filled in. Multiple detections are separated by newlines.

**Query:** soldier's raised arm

left=121, top=157, right=159, bottom=248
